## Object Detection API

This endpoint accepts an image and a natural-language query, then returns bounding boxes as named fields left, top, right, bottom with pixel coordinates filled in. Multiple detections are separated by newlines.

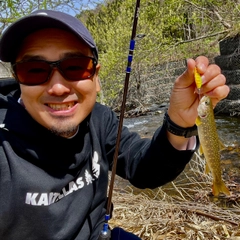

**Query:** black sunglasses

left=11, top=56, right=97, bottom=86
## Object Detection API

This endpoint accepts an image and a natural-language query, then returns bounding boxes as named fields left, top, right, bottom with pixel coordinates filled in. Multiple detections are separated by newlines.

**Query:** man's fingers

left=194, top=56, right=209, bottom=74
left=176, top=56, right=209, bottom=88
left=206, top=85, right=230, bottom=105
left=175, top=58, right=196, bottom=88
left=200, top=64, right=222, bottom=86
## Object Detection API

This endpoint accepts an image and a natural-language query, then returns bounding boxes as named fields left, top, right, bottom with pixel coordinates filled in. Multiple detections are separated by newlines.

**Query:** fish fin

left=212, top=180, right=230, bottom=197
left=204, top=162, right=211, bottom=174
left=198, top=144, right=204, bottom=156
left=195, top=116, right=202, bottom=126
left=218, top=138, right=226, bottom=151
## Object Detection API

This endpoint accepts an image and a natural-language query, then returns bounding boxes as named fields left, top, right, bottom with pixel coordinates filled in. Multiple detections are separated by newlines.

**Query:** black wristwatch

left=163, top=112, right=198, bottom=138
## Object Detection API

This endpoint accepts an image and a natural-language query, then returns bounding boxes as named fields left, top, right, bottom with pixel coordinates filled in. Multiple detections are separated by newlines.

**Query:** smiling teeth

left=48, top=102, right=74, bottom=110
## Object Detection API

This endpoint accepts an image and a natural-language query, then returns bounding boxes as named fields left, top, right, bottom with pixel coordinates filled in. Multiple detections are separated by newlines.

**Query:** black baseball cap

left=0, top=9, right=98, bottom=62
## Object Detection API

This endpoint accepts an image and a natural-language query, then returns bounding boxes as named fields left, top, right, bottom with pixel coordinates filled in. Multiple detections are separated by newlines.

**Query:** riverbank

left=110, top=152, right=240, bottom=239
left=109, top=114, right=240, bottom=239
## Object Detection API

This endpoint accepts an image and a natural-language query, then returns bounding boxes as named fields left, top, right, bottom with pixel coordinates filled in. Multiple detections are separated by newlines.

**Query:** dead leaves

left=110, top=151, right=240, bottom=239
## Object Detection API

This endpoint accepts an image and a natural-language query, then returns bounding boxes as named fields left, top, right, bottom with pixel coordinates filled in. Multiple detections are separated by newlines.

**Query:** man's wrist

left=163, top=112, right=198, bottom=138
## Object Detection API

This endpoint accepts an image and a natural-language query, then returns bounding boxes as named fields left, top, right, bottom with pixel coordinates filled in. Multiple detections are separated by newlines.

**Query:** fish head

left=197, top=96, right=212, bottom=119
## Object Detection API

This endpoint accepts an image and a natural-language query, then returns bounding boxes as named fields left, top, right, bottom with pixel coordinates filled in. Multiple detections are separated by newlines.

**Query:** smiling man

left=0, top=9, right=229, bottom=240
left=15, top=28, right=100, bottom=138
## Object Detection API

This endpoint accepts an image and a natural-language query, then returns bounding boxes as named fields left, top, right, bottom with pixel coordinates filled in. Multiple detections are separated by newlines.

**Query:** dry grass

left=109, top=153, right=240, bottom=239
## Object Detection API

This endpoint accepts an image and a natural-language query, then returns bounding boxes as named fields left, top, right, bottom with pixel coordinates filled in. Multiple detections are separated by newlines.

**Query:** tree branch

left=184, top=0, right=232, bottom=29
left=180, top=206, right=239, bottom=226
left=211, top=6, right=232, bottom=29
left=175, top=30, right=230, bottom=46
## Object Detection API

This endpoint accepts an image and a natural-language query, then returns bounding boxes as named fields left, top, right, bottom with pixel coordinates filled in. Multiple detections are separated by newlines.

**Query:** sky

left=63, top=1, right=97, bottom=16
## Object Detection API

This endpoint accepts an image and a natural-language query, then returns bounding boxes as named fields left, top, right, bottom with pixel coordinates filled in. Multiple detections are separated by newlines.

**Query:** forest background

left=1, top=0, right=240, bottom=109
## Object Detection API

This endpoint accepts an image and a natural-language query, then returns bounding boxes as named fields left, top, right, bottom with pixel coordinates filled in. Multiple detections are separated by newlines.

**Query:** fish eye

left=205, top=99, right=210, bottom=106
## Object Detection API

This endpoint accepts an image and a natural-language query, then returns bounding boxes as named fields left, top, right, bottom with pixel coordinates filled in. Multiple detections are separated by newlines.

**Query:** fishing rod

left=98, top=0, right=141, bottom=238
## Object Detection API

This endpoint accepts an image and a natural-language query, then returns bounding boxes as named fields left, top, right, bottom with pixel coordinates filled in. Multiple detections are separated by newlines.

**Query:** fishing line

left=98, top=0, right=141, bottom=238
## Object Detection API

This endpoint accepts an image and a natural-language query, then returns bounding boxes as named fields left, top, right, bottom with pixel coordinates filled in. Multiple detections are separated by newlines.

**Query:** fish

left=195, top=96, right=230, bottom=197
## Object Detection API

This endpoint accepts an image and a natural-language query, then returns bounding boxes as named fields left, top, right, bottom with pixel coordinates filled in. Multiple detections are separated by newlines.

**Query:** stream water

left=123, top=112, right=240, bottom=147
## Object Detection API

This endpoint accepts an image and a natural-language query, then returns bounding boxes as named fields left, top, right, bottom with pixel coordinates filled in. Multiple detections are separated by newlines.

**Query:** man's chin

left=48, top=125, right=79, bottom=138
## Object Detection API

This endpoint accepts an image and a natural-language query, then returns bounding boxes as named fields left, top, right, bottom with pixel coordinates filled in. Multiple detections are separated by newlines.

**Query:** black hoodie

left=0, top=78, right=195, bottom=239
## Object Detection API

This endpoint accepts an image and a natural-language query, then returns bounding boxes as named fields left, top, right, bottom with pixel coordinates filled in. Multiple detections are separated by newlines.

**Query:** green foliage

left=0, top=0, right=82, bottom=28
left=1, top=0, right=240, bottom=106
left=79, top=0, right=240, bottom=106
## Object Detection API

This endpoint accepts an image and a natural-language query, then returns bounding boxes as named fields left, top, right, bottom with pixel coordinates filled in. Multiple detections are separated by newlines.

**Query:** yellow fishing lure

left=194, top=67, right=202, bottom=90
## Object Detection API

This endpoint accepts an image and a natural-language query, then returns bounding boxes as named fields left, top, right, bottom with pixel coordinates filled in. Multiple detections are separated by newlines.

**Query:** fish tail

left=212, top=180, right=230, bottom=196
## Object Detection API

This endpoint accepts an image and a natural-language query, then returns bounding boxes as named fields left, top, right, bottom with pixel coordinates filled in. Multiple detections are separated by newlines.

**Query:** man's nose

left=47, top=68, right=71, bottom=95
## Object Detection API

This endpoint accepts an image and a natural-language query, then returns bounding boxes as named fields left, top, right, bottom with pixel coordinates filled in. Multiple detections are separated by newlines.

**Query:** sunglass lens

left=15, top=61, right=51, bottom=85
left=60, top=57, right=94, bottom=80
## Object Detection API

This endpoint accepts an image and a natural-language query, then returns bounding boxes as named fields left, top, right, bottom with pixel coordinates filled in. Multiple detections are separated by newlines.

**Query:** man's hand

left=168, top=56, right=229, bottom=128
left=166, top=56, right=230, bottom=150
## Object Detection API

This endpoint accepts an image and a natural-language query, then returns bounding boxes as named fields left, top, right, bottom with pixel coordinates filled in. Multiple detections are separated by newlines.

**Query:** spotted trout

left=195, top=96, right=230, bottom=196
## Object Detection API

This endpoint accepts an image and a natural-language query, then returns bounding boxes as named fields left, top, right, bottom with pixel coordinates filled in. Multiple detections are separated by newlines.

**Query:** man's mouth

left=47, top=102, right=76, bottom=111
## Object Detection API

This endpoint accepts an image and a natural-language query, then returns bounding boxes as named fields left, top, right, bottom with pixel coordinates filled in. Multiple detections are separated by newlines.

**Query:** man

left=0, top=9, right=229, bottom=240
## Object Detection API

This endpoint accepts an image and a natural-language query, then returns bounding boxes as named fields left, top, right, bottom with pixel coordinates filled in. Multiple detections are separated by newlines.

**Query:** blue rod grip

left=102, top=223, right=109, bottom=233
left=105, top=214, right=110, bottom=221
left=126, top=67, right=131, bottom=73
left=129, top=40, right=135, bottom=51
left=128, top=54, right=133, bottom=62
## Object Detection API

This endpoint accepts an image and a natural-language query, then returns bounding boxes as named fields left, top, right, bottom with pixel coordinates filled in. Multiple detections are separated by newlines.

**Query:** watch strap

left=163, top=112, right=198, bottom=138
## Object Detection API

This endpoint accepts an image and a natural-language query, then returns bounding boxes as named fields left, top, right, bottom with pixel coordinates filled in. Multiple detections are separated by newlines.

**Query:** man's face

left=16, top=28, right=101, bottom=138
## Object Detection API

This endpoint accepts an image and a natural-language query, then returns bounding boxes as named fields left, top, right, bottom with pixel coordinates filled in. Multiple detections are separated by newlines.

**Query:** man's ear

left=95, top=64, right=101, bottom=92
